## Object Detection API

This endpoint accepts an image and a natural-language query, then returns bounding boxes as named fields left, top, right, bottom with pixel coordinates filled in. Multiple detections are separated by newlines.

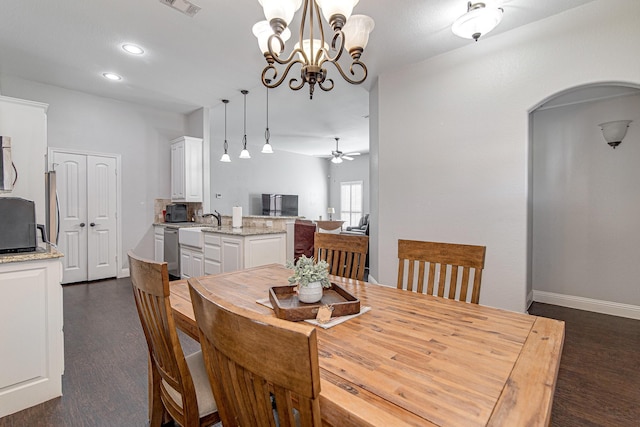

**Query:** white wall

left=0, top=96, right=48, bottom=224
left=209, top=148, right=329, bottom=220
left=0, top=75, right=188, bottom=267
left=374, top=0, right=640, bottom=312
left=532, top=93, right=640, bottom=305
left=328, top=153, right=370, bottom=224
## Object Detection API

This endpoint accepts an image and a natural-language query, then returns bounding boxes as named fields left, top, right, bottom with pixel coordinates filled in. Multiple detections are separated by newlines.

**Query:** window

left=340, top=181, right=363, bottom=228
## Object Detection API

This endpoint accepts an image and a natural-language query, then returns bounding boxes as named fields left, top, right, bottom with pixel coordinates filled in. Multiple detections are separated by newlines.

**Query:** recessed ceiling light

left=102, top=72, right=122, bottom=81
left=122, top=43, right=144, bottom=55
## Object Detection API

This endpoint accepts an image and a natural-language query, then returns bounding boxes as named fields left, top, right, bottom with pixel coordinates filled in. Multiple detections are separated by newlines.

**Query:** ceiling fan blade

left=344, top=152, right=361, bottom=156
left=343, top=156, right=354, bottom=161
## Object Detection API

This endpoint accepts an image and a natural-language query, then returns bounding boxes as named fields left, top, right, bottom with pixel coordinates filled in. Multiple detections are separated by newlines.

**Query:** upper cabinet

left=171, top=136, right=203, bottom=202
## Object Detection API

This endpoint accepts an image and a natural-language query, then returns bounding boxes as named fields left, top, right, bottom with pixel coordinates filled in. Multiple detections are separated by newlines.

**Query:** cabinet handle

left=79, top=223, right=86, bottom=227
left=90, top=223, right=96, bottom=227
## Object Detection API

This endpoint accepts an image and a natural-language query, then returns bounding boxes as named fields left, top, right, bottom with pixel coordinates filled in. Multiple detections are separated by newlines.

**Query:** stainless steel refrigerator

left=45, top=171, right=59, bottom=245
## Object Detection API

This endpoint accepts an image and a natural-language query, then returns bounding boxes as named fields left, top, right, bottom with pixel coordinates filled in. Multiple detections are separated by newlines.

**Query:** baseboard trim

left=118, top=268, right=130, bottom=279
left=533, top=290, right=640, bottom=320
left=367, top=274, right=378, bottom=284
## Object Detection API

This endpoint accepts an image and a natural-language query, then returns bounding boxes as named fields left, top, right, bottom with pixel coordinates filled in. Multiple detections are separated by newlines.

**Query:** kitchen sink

left=178, top=227, right=205, bottom=249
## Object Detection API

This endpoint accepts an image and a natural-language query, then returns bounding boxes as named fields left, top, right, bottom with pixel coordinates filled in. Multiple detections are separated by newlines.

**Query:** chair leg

left=148, top=356, right=165, bottom=427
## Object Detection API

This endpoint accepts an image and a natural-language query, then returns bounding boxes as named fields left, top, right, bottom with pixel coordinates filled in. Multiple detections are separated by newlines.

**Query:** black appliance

left=165, top=203, right=188, bottom=223
left=0, top=197, right=46, bottom=253
left=261, top=194, right=298, bottom=216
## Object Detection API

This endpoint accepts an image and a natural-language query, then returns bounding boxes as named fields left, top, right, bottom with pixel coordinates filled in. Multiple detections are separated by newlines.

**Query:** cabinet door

left=192, top=251, right=204, bottom=277
left=180, top=248, right=191, bottom=279
left=171, top=140, right=185, bottom=200
left=204, top=234, right=221, bottom=275
left=221, top=237, right=243, bottom=273
left=245, top=234, right=286, bottom=268
left=154, top=228, right=164, bottom=262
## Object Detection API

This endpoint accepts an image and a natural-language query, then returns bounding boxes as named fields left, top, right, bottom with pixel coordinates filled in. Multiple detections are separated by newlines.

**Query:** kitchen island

left=0, top=246, right=65, bottom=418
left=154, top=223, right=287, bottom=279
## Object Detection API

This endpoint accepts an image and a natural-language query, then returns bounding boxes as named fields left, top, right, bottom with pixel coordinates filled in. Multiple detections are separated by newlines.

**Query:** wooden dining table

left=170, top=264, right=564, bottom=427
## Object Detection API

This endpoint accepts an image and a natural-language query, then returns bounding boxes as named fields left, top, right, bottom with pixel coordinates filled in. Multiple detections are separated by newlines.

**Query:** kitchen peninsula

left=154, top=216, right=291, bottom=279
left=0, top=246, right=64, bottom=418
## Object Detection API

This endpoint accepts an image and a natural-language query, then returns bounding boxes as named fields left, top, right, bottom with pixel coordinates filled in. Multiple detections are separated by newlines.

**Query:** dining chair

left=397, top=239, right=486, bottom=304
left=313, top=232, right=369, bottom=281
left=188, top=277, right=322, bottom=427
left=128, top=251, right=220, bottom=427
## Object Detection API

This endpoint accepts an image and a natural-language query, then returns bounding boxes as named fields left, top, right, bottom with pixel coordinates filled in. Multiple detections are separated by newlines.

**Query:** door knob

left=79, top=223, right=86, bottom=227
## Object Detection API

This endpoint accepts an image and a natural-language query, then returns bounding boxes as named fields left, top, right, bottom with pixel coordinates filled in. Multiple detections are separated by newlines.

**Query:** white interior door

left=53, top=151, right=117, bottom=284
left=55, top=152, right=88, bottom=284
left=87, top=156, right=117, bottom=281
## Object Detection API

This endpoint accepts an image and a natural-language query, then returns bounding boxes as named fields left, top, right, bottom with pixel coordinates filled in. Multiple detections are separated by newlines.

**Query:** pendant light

left=219, top=99, right=231, bottom=162
left=239, top=89, right=251, bottom=159
left=262, top=80, right=274, bottom=154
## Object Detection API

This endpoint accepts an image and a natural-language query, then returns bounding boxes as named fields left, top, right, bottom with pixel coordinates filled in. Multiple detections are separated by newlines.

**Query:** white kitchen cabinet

left=0, top=256, right=64, bottom=418
left=204, top=233, right=221, bottom=275
left=222, top=236, right=243, bottom=273
left=203, top=231, right=286, bottom=274
left=171, top=136, right=203, bottom=202
left=180, top=246, right=204, bottom=279
left=154, top=226, right=164, bottom=262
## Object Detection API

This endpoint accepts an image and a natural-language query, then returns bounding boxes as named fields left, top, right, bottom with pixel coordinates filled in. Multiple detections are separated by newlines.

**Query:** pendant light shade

left=262, top=80, right=274, bottom=154
left=220, top=99, right=231, bottom=162
left=239, top=90, right=251, bottom=159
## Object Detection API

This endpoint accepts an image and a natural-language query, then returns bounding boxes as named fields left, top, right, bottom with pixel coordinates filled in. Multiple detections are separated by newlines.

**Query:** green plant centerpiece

left=286, top=255, right=331, bottom=303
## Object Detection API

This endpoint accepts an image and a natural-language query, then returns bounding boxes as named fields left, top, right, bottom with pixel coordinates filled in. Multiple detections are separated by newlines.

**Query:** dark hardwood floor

left=528, top=302, right=640, bottom=427
left=0, top=278, right=638, bottom=426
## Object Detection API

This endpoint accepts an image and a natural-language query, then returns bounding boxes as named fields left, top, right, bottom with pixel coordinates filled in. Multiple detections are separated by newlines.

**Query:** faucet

left=203, top=210, right=222, bottom=227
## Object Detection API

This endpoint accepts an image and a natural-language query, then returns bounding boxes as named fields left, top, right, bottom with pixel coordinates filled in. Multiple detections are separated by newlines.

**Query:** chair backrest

left=313, top=232, right=369, bottom=281
left=397, top=240, right=486, bottom=304
left=128, top=250, right=200, bottom=425
left=189, top=277, right=322, bottom=427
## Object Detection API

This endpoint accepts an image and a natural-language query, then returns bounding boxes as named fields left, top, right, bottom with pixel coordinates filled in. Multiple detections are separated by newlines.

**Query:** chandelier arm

left=322, top=31, right=345, bottom=64
left=266, top=33, right=286, bottom=57
left=331, top=59, right=368, bottom=85
left=318, top=78, right=335, bottom=92
left=288, top=76, right=306, bottom=91
left=261, top=60, right=305, bottom=89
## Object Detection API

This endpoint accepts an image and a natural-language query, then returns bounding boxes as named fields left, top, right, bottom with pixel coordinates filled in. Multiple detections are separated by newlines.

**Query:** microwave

left=165, top=203, right=188, bottom=223
left=0, top=197, right=42, bottom=253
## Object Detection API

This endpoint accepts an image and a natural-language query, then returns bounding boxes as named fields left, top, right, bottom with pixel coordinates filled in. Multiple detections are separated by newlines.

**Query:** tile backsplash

left=154, top=199, right=202, bottom=223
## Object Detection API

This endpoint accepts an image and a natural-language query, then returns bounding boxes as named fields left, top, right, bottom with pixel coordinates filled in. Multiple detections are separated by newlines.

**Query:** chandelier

left=253, top=0, right=375, bottom=99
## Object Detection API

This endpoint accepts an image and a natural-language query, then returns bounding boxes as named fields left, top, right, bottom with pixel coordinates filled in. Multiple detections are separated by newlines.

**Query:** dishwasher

left=163, top=227, right=180, bottom=280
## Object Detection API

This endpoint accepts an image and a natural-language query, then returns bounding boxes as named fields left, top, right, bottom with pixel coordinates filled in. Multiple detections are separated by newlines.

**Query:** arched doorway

left=529, top=82, right=640, bottom=319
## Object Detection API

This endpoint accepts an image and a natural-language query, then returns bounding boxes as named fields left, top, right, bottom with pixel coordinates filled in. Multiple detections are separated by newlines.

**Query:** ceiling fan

left=330, top=138, right=360, bottom=164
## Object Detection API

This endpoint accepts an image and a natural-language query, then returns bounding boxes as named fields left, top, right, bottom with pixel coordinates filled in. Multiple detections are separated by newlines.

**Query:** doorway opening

left=528, top=82, right=640, bottom=319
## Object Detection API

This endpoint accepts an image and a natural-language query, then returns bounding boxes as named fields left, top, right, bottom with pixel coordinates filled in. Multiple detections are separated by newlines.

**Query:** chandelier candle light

left=254, top=0, right=375, bottom=99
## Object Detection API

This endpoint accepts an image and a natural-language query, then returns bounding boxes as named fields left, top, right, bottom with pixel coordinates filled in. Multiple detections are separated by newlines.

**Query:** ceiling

left=0, top=0, right=595, bottom=157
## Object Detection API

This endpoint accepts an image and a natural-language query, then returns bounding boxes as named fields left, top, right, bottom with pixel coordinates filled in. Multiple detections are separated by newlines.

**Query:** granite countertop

left=0, top=245, right=64, bottom=264
left=201, top=226, right=286, bottom=236
left=153, top=222, right=205, bottom=229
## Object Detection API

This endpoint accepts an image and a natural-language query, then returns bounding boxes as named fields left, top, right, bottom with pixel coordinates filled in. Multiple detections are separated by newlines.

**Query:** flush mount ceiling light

left=102, top=72, right=122, bottom=81
left=220, top=99, right=231, bottom=162
left=452, top=2, right=503, bottom=42
left=599, top=120, right=632, bottom=149
left=239, top=90, right=251, bottom=159
left=254, top=0, right=375, bottom=99
left=121, top=43, right=144, bottom=55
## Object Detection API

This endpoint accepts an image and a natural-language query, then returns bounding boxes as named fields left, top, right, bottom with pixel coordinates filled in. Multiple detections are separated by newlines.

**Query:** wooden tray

left=269, top=283, right=360, bottom=321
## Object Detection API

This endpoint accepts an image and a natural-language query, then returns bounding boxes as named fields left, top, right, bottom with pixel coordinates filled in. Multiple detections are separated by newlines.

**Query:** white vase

left=298, top=281, right=324, bottom=304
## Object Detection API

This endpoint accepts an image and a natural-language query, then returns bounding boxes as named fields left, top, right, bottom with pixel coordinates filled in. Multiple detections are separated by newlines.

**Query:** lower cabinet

left=180, top=246, right=204, bottom=279
left=0, top=258, right=64, bottom=418
left=204, top=232, right=286, bottom=275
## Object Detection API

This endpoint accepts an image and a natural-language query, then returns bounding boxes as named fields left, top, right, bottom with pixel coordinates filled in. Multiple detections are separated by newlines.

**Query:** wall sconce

left=327, top=207, right=335, bottom=220
left=598, top=120, right=632, bottom=149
